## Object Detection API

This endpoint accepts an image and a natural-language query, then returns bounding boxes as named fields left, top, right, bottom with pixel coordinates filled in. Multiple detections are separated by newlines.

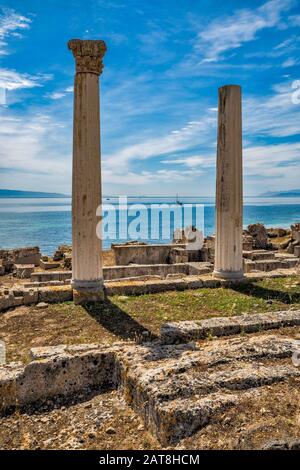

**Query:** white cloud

left=243, top=143, right=300, bottom=193
left=195, top=0, right=294, bottom=63
left=244, top=142, right=300, bottom=175
left=104, top=77, right=300, bottom=174
left=0, top=68, right=51, bottom=91
left=47, top=91, right=66, bottom=100
left=244, top=80, right=300, bottom=137
left=102, top=168, right=204, bottom=186
left=289, top=14, right=300, bottom=26
left=162, top=155, right=215, bottom=168
left=45, top=87, right=73, bottom=100
left=0, top=9, right=50, bottom=96
left=0, top=108, right=71, bottom=192
left=281, top=57, right=297, bottom=67
left=103, top=115, right=216, bottom=172
left=0, top=8, right=31, bottom=55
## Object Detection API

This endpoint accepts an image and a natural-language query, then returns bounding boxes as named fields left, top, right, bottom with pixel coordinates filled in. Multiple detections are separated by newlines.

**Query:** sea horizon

left=0, top=196, right=299, bottom=255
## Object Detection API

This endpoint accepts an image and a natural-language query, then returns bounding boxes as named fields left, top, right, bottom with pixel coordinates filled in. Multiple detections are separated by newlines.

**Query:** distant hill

left=0, top=189, right=70, bottom=198
left=260, top=189, right=300, bottom=197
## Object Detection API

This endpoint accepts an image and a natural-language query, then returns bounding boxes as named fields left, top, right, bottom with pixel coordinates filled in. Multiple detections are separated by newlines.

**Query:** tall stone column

left=213, top=85, right=244, bottom=280
left=68, top=39, right=107, bottom=302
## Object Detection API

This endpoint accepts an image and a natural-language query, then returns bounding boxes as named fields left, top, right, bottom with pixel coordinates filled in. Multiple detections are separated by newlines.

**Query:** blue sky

left=0, top=0, right=299, bottom=196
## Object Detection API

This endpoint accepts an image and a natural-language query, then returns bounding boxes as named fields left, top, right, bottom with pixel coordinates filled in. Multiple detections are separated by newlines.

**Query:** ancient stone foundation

left=1, top=309, right=300, bottom=445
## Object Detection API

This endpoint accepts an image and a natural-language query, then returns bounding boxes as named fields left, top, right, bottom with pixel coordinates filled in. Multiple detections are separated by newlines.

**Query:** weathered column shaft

left=68, top=39, right=107, bottom=301
left=214, top=85, right=244, bottom=279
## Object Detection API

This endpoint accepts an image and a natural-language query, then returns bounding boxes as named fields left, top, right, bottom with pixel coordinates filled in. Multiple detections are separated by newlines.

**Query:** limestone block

left=293, top=232, right=300, bottom=243
left=38, top=286, right=73, bottom=304
left=0, top=345, right=117, bottom=410
left=14, top=264, right=35, bottom=279
left=247, top=223, right=268, bottom=249
left=39, top=259, right=61, bottom=270
left=23, top=290, right=39, bottom=305
left=169, top=247, right=189, bottom=264
left=294, top=245, right=300, bottom=257
left=160, top=310, right=300, bottom=343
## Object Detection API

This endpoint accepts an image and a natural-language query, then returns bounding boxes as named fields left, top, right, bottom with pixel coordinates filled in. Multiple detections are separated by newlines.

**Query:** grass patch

left=0, top=275, right=299, bottom=362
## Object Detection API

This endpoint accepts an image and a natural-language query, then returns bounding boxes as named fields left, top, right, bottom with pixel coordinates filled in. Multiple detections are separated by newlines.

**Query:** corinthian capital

left=68, top=39, right=107, bottom=75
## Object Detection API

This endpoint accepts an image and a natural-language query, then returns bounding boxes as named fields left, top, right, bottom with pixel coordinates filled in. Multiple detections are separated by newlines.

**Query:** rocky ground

left=0, top=380, right=299, bottom=450
left=0, top=275, right=299, bottom=450
left=0, top=328, right=299, bottom=450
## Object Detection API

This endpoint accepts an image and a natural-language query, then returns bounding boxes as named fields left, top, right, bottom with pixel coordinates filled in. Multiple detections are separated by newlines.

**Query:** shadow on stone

left=83, top=299, right=157, bottom=342
left=1, top=386, right=111, bottom=418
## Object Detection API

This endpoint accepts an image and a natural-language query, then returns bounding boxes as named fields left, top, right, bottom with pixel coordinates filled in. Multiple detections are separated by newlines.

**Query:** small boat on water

left=176, top=193, right=183, bottom=206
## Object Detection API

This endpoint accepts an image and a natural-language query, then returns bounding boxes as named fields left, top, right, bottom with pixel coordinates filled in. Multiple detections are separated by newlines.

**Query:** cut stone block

left=243, top=250, right=276, bottom=261
left=293, top=246, right=300, bottom=258
left=31, top=271, right=72, bottom=282
left=169, top=247, right=189, bottom=264
left=160, top=310, right=300, bottom=344
left=117, top=334, right=300, bottom=444
left=187, top=262, right=213, bottom=275
left=1, top=330, right=299, bottom=445
left=243, top=258, right=298, bottom=272
left=39, top=259, right=61, bottom=270
left=0, top=344, right=117, bottom=410
left=14, top=264, right=35, bottom=279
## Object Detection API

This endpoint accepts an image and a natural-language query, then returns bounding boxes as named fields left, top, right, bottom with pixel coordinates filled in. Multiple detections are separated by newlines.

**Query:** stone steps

left=31, top=271, right=72, bottom=283
left=117, top=333, right=300, bottom=444
left=243, top=250, right=276, bottom=261
left=244, top=258, right=298, bottom=273
left=160, top=310, right=300, bottom=344
left=1, top=325, right=299, bottom=445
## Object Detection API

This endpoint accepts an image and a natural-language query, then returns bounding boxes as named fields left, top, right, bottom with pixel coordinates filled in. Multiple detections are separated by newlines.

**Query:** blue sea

left=0, top=197, right=299, bottom=255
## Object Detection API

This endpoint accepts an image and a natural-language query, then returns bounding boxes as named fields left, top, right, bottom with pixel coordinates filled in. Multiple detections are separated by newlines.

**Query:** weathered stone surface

left=39, top=259, right=61, bottom=270
left=104, top=263, right=188, bottom=280
left=169, top=247, right=189, bottom=264
left=14, top=264, right=35, bottom=279
left=188, top=262, right=213, bottom=275
left=242, top=234, right=254, bottom=251
left=0, top=345, right=117, bottom=410
left=38, top=286, right=73, bottom=304
left=0, top=247, right=40, bottom=273
left=0, top=262, right=5, bottom=276
left=115, top=334, right=300, bottom=444
left=69, top=39, right=106, bottom=301
left=247, top=224, right=268, bottom=249
left=35, top=302, right=49, bottom=309
left=23, top=290, right=39, bottom=305
left=262, top=439, right=300, bottom=450
left=160, top=310, right=300, bottom=343
left=244, top=257, right=298, bottom=273
left=113, top=243, right=187, bottom=266
left=294, top=245, right=300, bottom=258
left=200, top=237, right=215, bottom=263
left=53, top=245, right=72, bottom=262
left=214, top=85, right=243, bottom=280
left=243, top=250, right=276, bottom=261
left=31, top=271, right=72, bottom=283
left=1, top=330, right=299, bottom=445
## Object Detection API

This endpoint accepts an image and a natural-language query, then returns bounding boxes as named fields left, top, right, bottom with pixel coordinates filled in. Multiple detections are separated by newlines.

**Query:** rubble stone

left=247, top=224, right=268, bottom=249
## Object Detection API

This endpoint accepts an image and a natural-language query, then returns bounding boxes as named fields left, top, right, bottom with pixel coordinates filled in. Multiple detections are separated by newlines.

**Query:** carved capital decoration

left=68, top=39, right=107, bottom=75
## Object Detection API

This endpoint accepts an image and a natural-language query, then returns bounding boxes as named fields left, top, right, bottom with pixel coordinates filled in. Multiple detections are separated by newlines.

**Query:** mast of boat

left=176, top=193, right=183, bottom=205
